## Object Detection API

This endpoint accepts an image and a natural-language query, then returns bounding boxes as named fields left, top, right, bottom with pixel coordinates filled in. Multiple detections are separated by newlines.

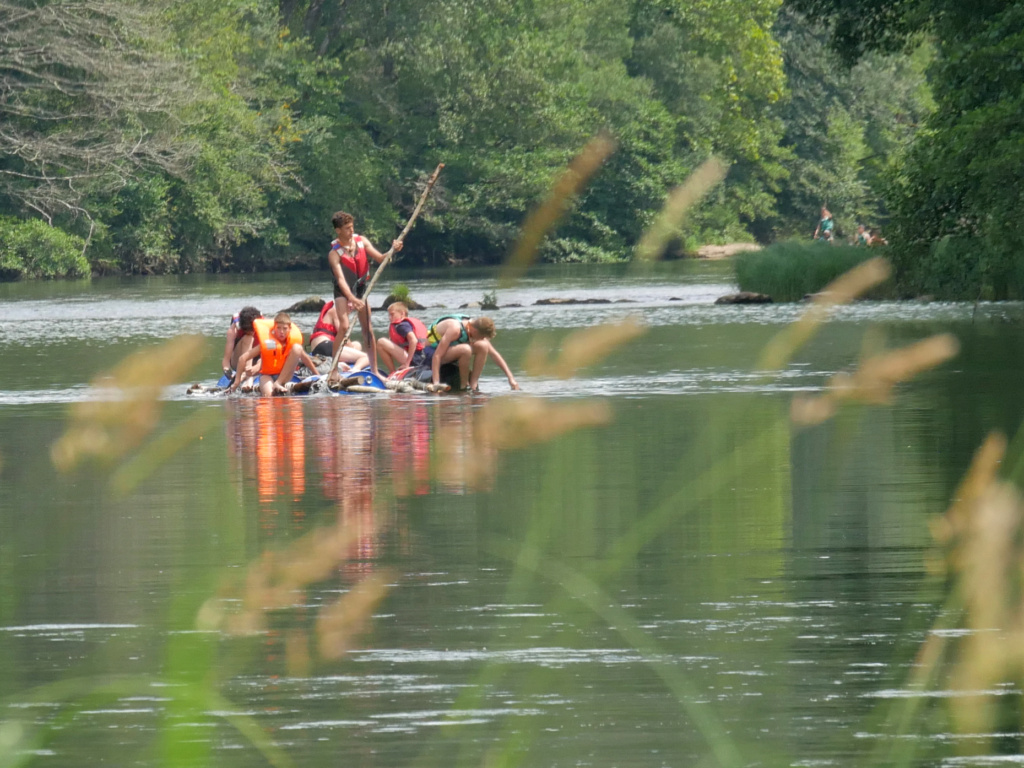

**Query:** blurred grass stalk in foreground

left=23, top=131, right=1014, bottom=768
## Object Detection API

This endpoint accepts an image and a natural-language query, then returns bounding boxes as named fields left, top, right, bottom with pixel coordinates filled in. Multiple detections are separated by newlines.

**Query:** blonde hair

left=470, top=316, right=496, bottom=339
left=274, top=312, right=292, bottom=327
left=388, top=302, right=409, bottom=316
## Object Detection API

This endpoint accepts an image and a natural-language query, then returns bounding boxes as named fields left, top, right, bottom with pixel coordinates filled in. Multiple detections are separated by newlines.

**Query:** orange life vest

left=253, top=318, right=303, bottom=376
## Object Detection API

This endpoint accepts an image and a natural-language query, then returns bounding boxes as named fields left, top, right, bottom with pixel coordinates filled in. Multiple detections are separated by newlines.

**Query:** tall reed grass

left=735, top=240, right=892, bottom=302
left=4, top=138, right=1015, bottom=768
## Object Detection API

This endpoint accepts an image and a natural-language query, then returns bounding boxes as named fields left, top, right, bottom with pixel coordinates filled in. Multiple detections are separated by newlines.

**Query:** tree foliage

left=0, top=1, right=196, bottom=222
left=0, top=217, right=89, bottom=280
left=770, top=8, right=932, bottom=240
left=785, top=0, right=1024, bottom=298
left=0, top=0, right=941, bottom=278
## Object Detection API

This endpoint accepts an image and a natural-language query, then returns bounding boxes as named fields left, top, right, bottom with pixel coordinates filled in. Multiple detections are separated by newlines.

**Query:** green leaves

left=0, top=218, right=89, bottom=281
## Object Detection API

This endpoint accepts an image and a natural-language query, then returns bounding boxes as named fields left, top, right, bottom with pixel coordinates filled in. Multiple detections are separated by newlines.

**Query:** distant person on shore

left=869, top=229, right=888, bottom=246
left=426, top=314, right=519, bottom=392
left=813, top=206, right=834, bottom=243
left=856, top=224, right=871, bottom=246
left=308, top=299, right=369, bottom=371
left=221, top=306, right=262, bottom=379
left=327, top=211, right=403, bottom=377
left=229, top=312, right=320, bottom=396
left=377, top=302, right=430, bottom=374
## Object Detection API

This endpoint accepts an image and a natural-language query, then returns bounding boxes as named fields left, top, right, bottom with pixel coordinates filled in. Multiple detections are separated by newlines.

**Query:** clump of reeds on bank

left=735, top=240, right=893, bottom=302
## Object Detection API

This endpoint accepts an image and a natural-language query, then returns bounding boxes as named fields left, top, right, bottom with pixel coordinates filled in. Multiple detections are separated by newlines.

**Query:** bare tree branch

left=0, top=0, right=201, bottom=218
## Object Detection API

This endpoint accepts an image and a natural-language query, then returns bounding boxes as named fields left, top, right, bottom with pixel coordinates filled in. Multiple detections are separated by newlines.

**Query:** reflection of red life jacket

left=389, top=316, right=428, bottom=352
left=412, top=406, right=430, bottom=495
left=312, top=300, right=337, bottom=339
left=331, top=235, right=368, bottom=278
left=253, top=318, right=303, bottom=375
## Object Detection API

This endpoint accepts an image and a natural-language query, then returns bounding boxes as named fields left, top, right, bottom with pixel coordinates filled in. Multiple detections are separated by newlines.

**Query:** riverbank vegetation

left=0, top=0, right=1018, bottom=300
left=734, top=241, right=891, bottom=302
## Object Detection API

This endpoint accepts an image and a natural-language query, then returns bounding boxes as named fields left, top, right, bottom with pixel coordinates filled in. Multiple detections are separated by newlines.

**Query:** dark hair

left=238, top=306, right=262, bottom=332
left=331, top=211, right=354, bottom=230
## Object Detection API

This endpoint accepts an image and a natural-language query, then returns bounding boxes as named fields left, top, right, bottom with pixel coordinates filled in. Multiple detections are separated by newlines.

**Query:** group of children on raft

left=220, top=210, right=519, bottom=396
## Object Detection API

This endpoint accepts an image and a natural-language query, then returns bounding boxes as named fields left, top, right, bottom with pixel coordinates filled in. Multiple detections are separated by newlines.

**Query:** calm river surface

left=2, top=260, right=1024, bottom=767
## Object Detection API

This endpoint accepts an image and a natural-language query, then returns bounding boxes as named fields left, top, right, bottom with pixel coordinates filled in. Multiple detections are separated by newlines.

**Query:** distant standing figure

left=856, top=224, right=871, bottom=246
left=813, top=207, right=834, bottom=243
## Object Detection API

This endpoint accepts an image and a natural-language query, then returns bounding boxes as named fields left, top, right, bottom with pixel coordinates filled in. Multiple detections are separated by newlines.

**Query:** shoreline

left=694, top=243, right=761, bottom=260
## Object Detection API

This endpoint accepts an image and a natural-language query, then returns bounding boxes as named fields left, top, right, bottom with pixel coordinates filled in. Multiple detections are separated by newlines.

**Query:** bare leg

left=376, top=338, right=403, bottom=373
left=343, top=349, right=370, bottom=371
left=468, top=339, right=492, bottom=390
left=359, top=305, right=379, bottom=376
left=273, top=344, right=306, bottom=393
left=333, top=311, right=351, bottom=357
left=437, top=344, right=473, bottom=390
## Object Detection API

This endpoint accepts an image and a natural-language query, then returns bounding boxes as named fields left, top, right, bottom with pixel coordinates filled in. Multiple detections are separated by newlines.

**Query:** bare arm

left=364, top=237, right=403, bottom=265
left=487, top=345, right=519, bottom=390
left=400, top=330, right=418, bottom=368
left=230, top=343, right=261, bottom=391
left=222, top=324, right=238, bottom=372
left=299, top=348, right=320, bottom=373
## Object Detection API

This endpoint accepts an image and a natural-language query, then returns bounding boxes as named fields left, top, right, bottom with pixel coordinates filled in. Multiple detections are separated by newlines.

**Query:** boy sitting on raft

left=427, top=315, right=519, bottom=392
left=229, top=312, right=320, bottom=396
left=376, top=302, right=429, bottom=374
left=309, top=298, right=369, bottom=371
left=222, top=306, right=262, bottom=379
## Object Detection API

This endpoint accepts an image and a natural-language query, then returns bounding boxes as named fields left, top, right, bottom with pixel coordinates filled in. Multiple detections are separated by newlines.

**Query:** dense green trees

left=769, top=7, right=932, bottom=240
left=789, top=0, right=1024, bottom=298
left=0, top=0, right=970, bottom=280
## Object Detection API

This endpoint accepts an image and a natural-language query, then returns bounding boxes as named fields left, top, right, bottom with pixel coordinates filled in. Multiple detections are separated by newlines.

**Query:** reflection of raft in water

left=186, top=365, right=455, bottom=397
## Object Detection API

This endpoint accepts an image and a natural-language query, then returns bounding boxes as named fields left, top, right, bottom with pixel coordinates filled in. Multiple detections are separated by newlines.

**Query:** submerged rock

left=380, top=294, right=426, bottom=310
left=714, top=292, right=773, bottom=305
left=534, top=297, right=613, bottom=305
left=280, top=296, right=326, bottom=314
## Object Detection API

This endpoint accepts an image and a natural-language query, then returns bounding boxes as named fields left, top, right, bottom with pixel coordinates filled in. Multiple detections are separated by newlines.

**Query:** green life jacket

left=427, top=314, right=471, bottom=347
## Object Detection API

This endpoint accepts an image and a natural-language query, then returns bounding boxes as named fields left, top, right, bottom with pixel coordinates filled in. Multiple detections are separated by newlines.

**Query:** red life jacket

left=331, top=235, right=369, bottom=279
left=389, top=316, right=428, bottom=352
left=312, top=300, right=337, bottom=339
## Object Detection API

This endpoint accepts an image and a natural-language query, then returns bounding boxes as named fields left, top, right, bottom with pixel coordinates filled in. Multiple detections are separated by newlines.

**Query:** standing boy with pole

left=327, top=211, right=402, bottom=378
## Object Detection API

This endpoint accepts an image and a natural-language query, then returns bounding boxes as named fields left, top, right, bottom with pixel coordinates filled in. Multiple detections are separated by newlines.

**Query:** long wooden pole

left=327, top=163, right=444, bottom=381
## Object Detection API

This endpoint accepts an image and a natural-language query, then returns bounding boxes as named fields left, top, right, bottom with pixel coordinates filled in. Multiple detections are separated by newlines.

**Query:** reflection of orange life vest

left=254, top=399, right=306, bottom=505
left=253, top=318, right=303, bottom=375
left=388, top=316, right=428, bottom=352
left=331, top=235, right=368, bottom=278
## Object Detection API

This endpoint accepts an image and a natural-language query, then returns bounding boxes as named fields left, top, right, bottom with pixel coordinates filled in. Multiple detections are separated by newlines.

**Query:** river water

left=2, top=260, right=1024, bottom=767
